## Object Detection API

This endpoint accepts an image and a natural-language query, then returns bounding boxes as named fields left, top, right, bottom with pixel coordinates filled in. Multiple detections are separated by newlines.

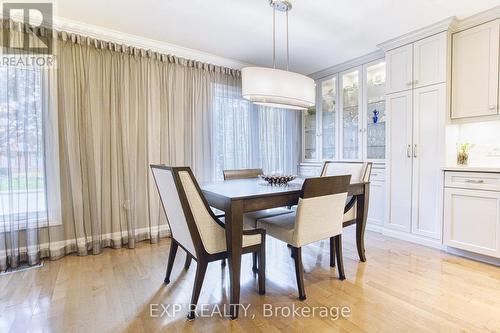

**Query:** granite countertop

left=442, top=166, right=500, bottom=173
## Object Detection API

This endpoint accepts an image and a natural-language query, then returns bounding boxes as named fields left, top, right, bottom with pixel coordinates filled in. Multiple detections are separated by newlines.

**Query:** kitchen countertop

left=442, top=166, right=500, bottom=173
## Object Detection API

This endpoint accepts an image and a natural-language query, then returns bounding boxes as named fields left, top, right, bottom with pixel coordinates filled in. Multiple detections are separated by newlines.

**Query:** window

left=0, top=66, right=47, bottom=226
left=212, top=84, right=300, bottom=180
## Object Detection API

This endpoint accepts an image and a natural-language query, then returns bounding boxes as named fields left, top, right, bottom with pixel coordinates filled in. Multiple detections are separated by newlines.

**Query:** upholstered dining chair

left=320, top=161, right=372, bottom=266
left=150, top=165, right=266, bottom=320
left=221, top=168, right=293, bottom=269
left=257, top=175, right=351, bottom=300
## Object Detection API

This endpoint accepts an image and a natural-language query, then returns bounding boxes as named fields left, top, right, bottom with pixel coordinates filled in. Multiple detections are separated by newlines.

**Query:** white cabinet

left=451, top=20, right=500, bottom=119
left=386, top=45, right=413, bottom=94
left=304, top=59, right=386, bottom=162
left=387, top=84, right=445, bottom=239
left=387, top=91, right=413, bottom=232
left=386, top=32, right=447, bottom=94
left=411, top=85, right=446, bottom=239
left=444, top=171, right=500, bottom=258
left=413, top=33, right=447, bottom=89
left=368, top=166, right=386, bottom=227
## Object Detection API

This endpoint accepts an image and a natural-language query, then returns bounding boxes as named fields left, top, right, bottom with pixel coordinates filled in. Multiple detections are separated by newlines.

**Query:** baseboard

left=366, top=223, right=383, bottom=233
left=0, top=225, right=171, bottom=257
left=381, top=228, right=444, bottom=250
left=445, top=247, right=500, bottom=267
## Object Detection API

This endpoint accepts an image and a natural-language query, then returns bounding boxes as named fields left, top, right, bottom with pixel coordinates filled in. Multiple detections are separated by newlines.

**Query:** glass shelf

left=366, top=61, right=386, bottom=160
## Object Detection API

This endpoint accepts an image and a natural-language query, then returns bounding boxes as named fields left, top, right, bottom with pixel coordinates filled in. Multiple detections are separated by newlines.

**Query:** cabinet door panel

left=387, top=91, right=413, bottom=232
left=320, top=77, right=338, bottom=160
left=364, top=60, right=386, bottom=161
left=414, top=32, right=447, bottom=88
left=452, top=20, right=500, bottom=119
left=444, top=188, right=500, bottom=258
left=340, top=68, right=362, bottom=160
left=368, top=180, right=386, bottom=226
left=412, top=84, right=446, bottom=240
left=303, top=108, right=318, bottom=160
left=386, top=44, right=413, bottom=94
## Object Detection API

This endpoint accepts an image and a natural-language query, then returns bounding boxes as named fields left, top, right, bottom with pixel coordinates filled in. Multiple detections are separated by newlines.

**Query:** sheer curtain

left=0, top=20, right=241, bottom=271
left=0, top=65, right=47, bottom=269
left=211, top=85, right=301, bottom=179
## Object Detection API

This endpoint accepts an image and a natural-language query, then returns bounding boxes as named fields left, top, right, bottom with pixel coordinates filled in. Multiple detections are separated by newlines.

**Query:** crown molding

left=1, top=12, right=252, bottom=70
left=377, top=17, right=458, bottom=52
left=309, top=50, right=384, bottom=80
left=454, top=5, right=500, bottom=32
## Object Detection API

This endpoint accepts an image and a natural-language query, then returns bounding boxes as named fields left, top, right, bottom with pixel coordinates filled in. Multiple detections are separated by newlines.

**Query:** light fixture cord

left=273, top=6, right=276, bottom=69
left=286, top=9, right=289, bottom=71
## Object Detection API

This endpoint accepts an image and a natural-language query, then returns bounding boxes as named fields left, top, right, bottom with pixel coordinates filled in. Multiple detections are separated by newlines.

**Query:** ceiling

left=56, top=0, right=500, bottom=74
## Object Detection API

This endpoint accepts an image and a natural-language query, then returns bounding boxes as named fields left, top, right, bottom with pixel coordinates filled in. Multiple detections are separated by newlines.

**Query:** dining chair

left=320, top=161, right=372, bottom=267
left=221, top=168, right=294, bottom=269
left=256, top=175, right=351, bottom=300
left=150, top=165, right=266, bottom=320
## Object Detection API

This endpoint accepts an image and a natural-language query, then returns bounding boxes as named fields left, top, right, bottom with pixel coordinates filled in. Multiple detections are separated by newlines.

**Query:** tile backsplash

left=446, top=120, right=500, bottom=167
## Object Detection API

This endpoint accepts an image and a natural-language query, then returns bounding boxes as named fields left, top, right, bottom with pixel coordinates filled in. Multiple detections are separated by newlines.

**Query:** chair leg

left=165, top=240, right=178, bottom=284
left=288, top=244, right=294, bottom=258
left=187, top=260, right=208, bottom=320
left=221, top=259, right=226, bottom=267
left=252, top=252, right=258, bottom=273
left=292, top=247, right=306, bottom=300
left=184, top=253, right=192, bottom=270
left=258, top=248, right=266, bottom=295
left=334, top=235, right=346, bottom=280
left=330, top=237, right=336, bottom=267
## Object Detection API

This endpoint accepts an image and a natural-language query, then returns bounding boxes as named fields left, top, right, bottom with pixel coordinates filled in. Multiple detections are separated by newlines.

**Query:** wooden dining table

left=201, top=177, right=370, bottom=319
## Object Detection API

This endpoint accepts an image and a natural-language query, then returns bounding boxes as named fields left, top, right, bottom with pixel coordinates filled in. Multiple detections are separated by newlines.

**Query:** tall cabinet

left=383, top=31, right=448, bottom=243
left=300, top=58, right=387, bottom=227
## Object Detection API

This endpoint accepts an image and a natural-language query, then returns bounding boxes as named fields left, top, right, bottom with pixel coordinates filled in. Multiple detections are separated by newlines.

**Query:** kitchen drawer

left=370, top=168, right=386, bottom=182
left=444, top=171, right=500, bottom=191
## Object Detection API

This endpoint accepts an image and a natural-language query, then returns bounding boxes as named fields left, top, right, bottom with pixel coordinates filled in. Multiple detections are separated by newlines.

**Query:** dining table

left=201, top=177, right=370, bottom=319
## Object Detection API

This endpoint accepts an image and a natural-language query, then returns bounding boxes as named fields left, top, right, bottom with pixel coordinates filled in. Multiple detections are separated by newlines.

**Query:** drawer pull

left=465, top=179, right=485, bottom=184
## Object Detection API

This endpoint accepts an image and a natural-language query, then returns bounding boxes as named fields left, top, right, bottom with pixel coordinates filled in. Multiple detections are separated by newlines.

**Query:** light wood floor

left=1, top=228, right=499, bottom=333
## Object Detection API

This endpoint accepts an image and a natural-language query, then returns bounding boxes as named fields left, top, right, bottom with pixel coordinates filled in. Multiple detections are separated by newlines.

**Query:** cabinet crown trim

left=377, top=17, right=458, bottom=52
left=456, top=5, right=500, bottom=32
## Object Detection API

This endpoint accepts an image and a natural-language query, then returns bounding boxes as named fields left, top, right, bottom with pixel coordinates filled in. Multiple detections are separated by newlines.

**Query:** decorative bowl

left=259, top=174, right=297, bottom=186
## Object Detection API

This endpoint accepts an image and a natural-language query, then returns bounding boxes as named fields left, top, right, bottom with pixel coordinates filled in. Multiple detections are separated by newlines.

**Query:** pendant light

left=241, top=0, right=315, bottom=110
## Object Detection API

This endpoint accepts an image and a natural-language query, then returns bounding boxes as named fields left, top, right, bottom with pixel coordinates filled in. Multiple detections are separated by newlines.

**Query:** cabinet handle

left=413, top=144, right=417, bottom=158
left=465, top=179, right=485, bottom=184
left=407, top=145, right=411, bottom=158
left=489, top=105, right=497, bottom=111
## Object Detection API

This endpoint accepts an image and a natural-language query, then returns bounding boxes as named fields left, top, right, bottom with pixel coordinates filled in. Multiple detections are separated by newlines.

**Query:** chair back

left=223, top=168, right=263, bottom=180
left=151, top=165, right=224, bottom=257
left=150, top=165, right=198, bottom=257
left=293, top=175, right=350, bottom=246
left=320, top=161, right=372, bottom=183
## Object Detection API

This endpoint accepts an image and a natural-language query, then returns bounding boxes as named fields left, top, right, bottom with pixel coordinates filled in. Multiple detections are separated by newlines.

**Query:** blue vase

left=372, top=110, right=379, bottom=124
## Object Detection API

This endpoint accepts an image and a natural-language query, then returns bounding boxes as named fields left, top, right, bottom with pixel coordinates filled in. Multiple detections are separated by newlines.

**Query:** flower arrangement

left=457, top=142, right=473, bottom=166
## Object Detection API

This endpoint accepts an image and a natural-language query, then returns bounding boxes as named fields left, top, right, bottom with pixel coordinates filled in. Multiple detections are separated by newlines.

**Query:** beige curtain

left=0, top=20, right=241, bottom=270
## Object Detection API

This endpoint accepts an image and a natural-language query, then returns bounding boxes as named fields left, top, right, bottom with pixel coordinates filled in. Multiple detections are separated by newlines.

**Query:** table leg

left=225, top=200, right=243, bottom=319
left=356, top=183, right=370, bottom=262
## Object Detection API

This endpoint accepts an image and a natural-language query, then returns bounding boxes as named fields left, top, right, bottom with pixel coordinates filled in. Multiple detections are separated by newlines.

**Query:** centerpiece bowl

left=259, top=174, right=297, bottom=186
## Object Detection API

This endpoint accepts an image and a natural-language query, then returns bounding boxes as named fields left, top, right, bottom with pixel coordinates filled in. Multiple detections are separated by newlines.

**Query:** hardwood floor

left=1, top=228, right=499, bottom=333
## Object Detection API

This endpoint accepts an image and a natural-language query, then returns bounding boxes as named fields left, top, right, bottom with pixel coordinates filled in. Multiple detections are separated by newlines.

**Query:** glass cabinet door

left=303, top=107, right=317, bottom=160
left=341, top=69, right=361, bottom=160
left=365, top=61, right=386, bottom=160
left=321, top=77, right=337, bottom=160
